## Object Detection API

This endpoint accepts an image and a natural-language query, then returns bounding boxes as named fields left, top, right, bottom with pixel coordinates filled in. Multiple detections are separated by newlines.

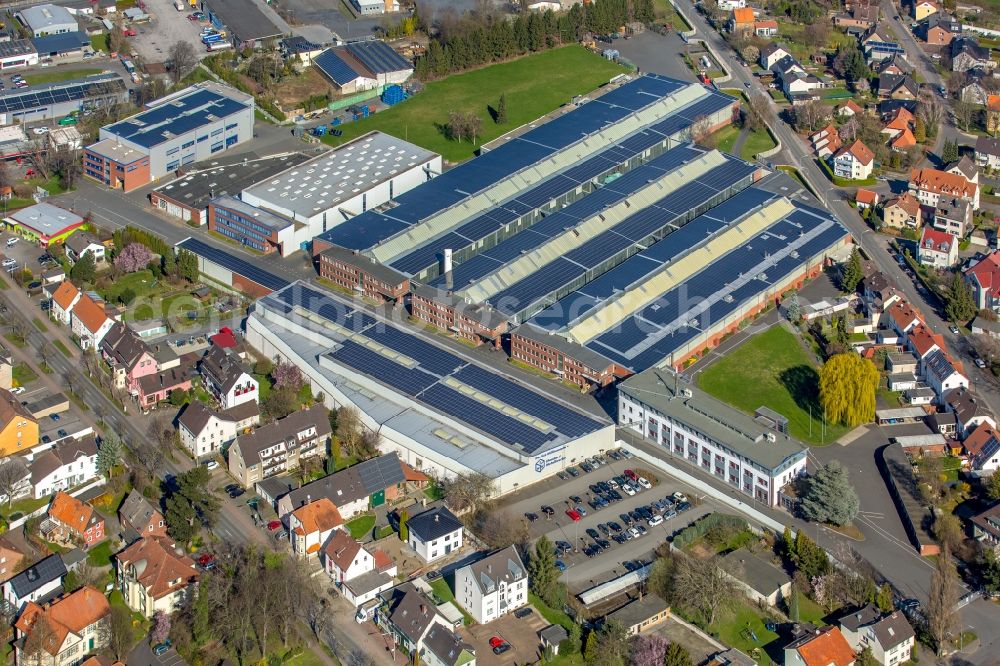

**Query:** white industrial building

left=351, top=0, right=400, bottom=14
left=17, top=4, right=77, bottom=37
left=239, top=132, right=439, bottom=246
left=245, top=282, right=615, bottom=495
left=0, top=40, right=39, bottom=70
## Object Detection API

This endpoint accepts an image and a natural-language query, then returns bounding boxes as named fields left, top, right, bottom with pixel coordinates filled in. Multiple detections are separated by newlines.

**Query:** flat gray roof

left=211, top=194, right=295, bottom=233
left=242, top=132, right=436, bottom=219
left=6, top=202, right=83, bottom=236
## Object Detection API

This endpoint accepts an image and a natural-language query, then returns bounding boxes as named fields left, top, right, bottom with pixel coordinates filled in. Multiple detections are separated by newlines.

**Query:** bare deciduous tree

left=168, top=40, right=197, bottom=85
left=672, top=552, right=738, bottom=626
left=444, top=471, right=496, bottom=513
left=131, top=438, right=162, bottom=481
left=473, top=509, right=529, bottom=549
left=926, top=546, right=960, bottom=655
left=0, top=458, right=27, bottom=508
left=105, top=604, right=135, bottom=660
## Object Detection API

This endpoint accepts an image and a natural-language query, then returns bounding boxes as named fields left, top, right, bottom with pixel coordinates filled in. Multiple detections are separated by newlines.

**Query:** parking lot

left=461, top=606, right=547, bottom=665
left=498, top=449, right=710, bottom=592
left=131, top=0, right=213, bottom=66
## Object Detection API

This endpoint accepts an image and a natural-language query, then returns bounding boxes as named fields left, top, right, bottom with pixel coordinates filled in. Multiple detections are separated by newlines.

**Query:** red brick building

left=409, top=285, right=508, bottom=346
left=82, top=141, right=151, bottom=193
left=510, top=325, right=629, bottom=389
left=318, top=246, right=410, bottom=303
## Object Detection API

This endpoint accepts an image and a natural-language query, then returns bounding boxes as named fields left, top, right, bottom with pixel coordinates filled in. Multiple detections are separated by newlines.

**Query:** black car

left=597, top=481, right=611, bottom=493
left=629, top=510, right=642, bottom=522
left=677, top=501, right=692, bottom=512
left=586, top=528, right=600, bottom=540
left=541, top=505, right=555, bottom=516
left=569, top=495, right=583, bottom=505
left=623, top=560, right=641, bottom=571
left=589, top=499, right=602, bottom=511
left=229, top=487, right=245, bottom=498
left=584, top=545, right=598, bottom=557
left=524, top=512, right=538, bottom=522
left=493, top=643, right=511, bottom=655
left=514, top=607, right=533, bottom=619
left=597, top=523, right=611, bottom=536
left=556, top=471, right=569, bottom=480
left=556, top=540, right=572, bottom=551
left=579, top=462, right=594, bottom=473
left=619, top=513, right=633, bottom=526
left=608, top=521, right=622, bottom=533
left=609, top=490, right=622, bottom=501
left=613, top=533, right=627, bottom=544
left=595, top=538, right=610, bottom=550
left=608, top=450, right=622, bottom=461
left=566, top=467, right=580, bottom=477
left=589, top=484, right=602, bottom=494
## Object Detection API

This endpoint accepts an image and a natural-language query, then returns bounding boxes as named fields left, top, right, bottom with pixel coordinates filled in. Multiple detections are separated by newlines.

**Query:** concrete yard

left=131, top=0, right=213, bottom=67
left=610, top=30, right=697, bottom=81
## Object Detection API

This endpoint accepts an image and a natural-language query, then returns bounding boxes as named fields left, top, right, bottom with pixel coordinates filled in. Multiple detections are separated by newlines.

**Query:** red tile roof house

left=49, top=281, right=80, bottom=326
left=916, top=227, right=959, bottom=268
left=323, top=529, right=397, bottom=608
left=965, top=251, right=1000, bottom=310
left=855, top=188, right=879, bottom=209
left=784, top=625, right=856, bottom=666
left=833, top=140, right=876, bottom=180
left=70, top=293, right=115, bottom=351
left=43, top=491, right=105, bottom=547
left=885, top=301, right=924, bottom=337
left=962, top=422, right=1000, bottom=473
left=14, top=586, right=110, bottom=666
left=289, top=498, right=343, bottom=558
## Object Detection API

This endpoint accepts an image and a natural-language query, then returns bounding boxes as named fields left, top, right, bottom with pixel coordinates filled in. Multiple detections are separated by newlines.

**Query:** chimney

left=306, top=494, right=311, bottom=504
left=442, top=248, right=453, bottom=274
left=419, top=604, right=427, bottom=615
left=434, top=513, right=439, bottom=522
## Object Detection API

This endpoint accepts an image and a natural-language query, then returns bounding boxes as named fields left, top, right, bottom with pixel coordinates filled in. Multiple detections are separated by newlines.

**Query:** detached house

left=962, top=422, right=1000, bottom=473
left=882, top=193, right=922, bottom=230
left=49, top=281, right=80, bottom=326
left=913, top=0, right=939, bottom=21
left=810, top=124, right=842, bottom=157
left=784, top=625, right=856, bottom=666
left=951, top=37, right=993, bottom=72
left=878, top=73, right=918, bottom=100
left=0, top=389, right=40, bottom=457
left=70, top=294, right=114, bottom=350
left=200, top=345, right=258, bottom=409
left=2, top=554, right=65, bottom=613
left=728, top=7, right=754, bottom=32
left=289, top=498, right=343, bottom=558
left=833, top=140, right=875, bottom=180
left=323, top=529, right=396, bottom=607
left=13, top=586, right=110, bottom=666
left=420, top=624, right=476, bottom=666
left=118, top=489, right=167, bottom=543
left=971, top=502, right=1000, bottom=551
left=28, top=437, right=98, bottom=498
left=44, top=491, right=105, bottom=547
left=455, top=546, right=528, bottom=624
left=945, top=386, right=997, bottom=437
left=923, top=349, right=969, bottom=399
left=976, top=135, right=1000, bottom=170
left=917, top=227, right=958, bottom=267
left=759, top=43, right=792, bottom=70
left=406, top=506, right=463, bottom=563
left=933, top=197, right=973, bottom=237
left=964, top=251, right=1000, bottom=310
left=754, top=20, right=777, bottom=37
left=115, top=536, right=199, bottom=617
left=177, top=400, right=259, bottom=459
left=909, top=167, right=979, bottom=209
left=378, top=584, right=453, bottom=659
left=0, top=536, right=26, bottom=584
left=922, top=13, right=961, bottom=45
left=228, top=405, right=331, bottom=487
left=838, top=605, right=915, bottom=666
left=64, top=231, right=105, bottom=265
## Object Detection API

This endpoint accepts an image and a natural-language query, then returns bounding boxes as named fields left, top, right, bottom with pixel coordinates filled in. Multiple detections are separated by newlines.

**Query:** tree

left=857, top=647, right=878, bottom=666
left=663, top=642, right=694, bottom=666
left=945, top=272, right=977, bottom=324
left=398, top=508, right=408, bottom=541
left=673, top=552, right=737, bottom=625
left=819, top=353, right=879, bottom=427
left=114, top=242, right=153, bottom=274
left=272, top=361, right=303, bottom=391
left=590, top=619, right=629, bottom=666
left=800, top=461, right=860, bottom=526
left=151, top=610, right=171, bottom=645
left=832, top=43, right=869, bottom=85
left=263, top=386, right=298, bottom=420
left=841, top=247, right=863, bottom=293
left=130, top=437, right=162, bottom=481
left=988, top=471, right=1000, bottom=501
left=177, top=249, right=199, bottom=282
left=69, top=251, right=96, bottom=284
left=917, top=91, right=944, bottom=138
left=166, top=39, right=196, bottom=84
left=914, top=116, right=927, bottom=143
left=169, top=387, right=189, bottom=406
left=630, top=634, right=668, bottom=666
left=106, top=604, right=135, bottom=660
left=876, top=583, right=894, bottom=612
left=792, top=531, right=831, bottom=579
left=584, top=630, right=599, bottom=662
left=785, top=292, right=802, bottom=322
left=444, top=471, right=496, bottom=513
left=926, top=546, right=960, bottom=655
left=789, top=587, right=800, bottom=621
left=933, top=512, right=964, bottom=552
left=337, top=406, right=362, bottom=456
left=0, top=458, right=27, bottom=508
left=473, top=509, right=528, bottom=549
left=23, top=615, right=58, bottom=666
left=942, top=138, right=960, bottom=164
left=36, top=342, right=55, bottom=373
left=954, top=101, right=977, bottom=132
left=165, top=465, right=221, bottom=545
left=528, top=535, right=560, bottom=607
left=96, top=432, right=122, bottom=478
left=496, top=93, right=508, bottom=125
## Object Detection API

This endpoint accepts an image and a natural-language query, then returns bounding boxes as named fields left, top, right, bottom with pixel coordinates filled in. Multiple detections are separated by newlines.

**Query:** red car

left=565, top=509, right=581, bottom=522
left=489, top=637, right=511, bottom=655
left=266, top=520, right=281, bottom=530
left=624, top=469, right=637, bottom=481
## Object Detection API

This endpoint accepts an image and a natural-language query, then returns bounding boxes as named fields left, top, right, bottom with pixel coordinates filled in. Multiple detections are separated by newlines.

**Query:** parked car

left=566, top=467, right=580, bottom=477
left=624, top=469, right=637, bottom=481
left=586, top=528, right=600, bottom=540
left=514, top=608, right=533, bottom=619
left=266, top=520, right=281, bottom=530
left=555, top=560, right=567, bottom=572
left=566, top=509, right=581, bottom=522
left=608, top=521, right=622, bottom=533
left=637, top=476, right=652, bottom=489
left=153, top=640, right=172, bottom=655
left=524, top=512, right=538, bottom=522
left=648, top=515, right=664, bottom=527
left=203, top=459, right=219, bottom=470
left=672, top=492, right=688, bottom=503
left=619, top=513, right=633, bottom=526
left=575, top=505, right=587, bottom=517
left=541, top=505, right=555, bottom=516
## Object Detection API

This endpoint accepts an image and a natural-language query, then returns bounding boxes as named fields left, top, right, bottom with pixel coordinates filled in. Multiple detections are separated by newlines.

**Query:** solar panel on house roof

left=314, top=49, right=363, bottom=86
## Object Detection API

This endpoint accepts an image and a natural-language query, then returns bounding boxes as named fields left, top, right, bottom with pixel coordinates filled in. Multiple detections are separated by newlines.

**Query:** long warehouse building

left=511, top=174, right=852, bottom=388
left=246, top=283, right=615, bottom=494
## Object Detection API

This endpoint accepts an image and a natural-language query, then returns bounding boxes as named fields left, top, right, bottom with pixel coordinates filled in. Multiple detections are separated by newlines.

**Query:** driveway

left=128, top=640, right=186, bottom=666
left=462, top=607, right=548, bottom=665
left=610, top=31, right=696, bottom=81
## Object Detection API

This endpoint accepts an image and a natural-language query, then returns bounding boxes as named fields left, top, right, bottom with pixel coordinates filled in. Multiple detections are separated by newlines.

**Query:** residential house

left=99, top=323, right=157, bottom=391
left=28, top=436, right=98, bottom=498
left=875, top=54, right=913, bottom=76
left=923, top=349, right=969, bottom=400
left=988, top=94, right=1000, bottom=134
left=377, top=583, right=454, bottom=661
left=275, top=453, right=423, bottom=518
left=0, top=345, right=10, bottom=391
left=44, top=491, right=105, bottom=546
left=881, top=107, right=914, bottom=140
left=716, top=0, right=746, bottom=8
left=976, top=135, right=1000, bottom=170
left=0, top=537, right=26, bottom=584
left=971, top=315, right=1000, bottom=338
left=228, top=405, right=331, bottom=487
left=945, top=156, right=979, bottom=183
left=770, top=55, right=806, bottom=79
left=882, top=193, right=922, bottom=230
left=810, top=124, right=842, bottom=157
left=720, top=548, right=793, bottom=606
left=927, top=410, right=960, bottom=436
left=323, top=529, right=396, bottom=607
left=944, top=386, right=996, bottom=437
left=783, top=71, right=825, bottom=96
left=917, top=227, right=958, bottom=267
left=951, top=37, right=993, bottom=72
left=70, top=294, right=114, bottom=350
left=13, top=586, right=110, bottom=666
left=199, top=345, right=258, bottom=410
left=833, top=140, right=875, bottom=180
left=606, top=595, right=671, bottom=636
left=115, top=536, right=199, bottom=617
left=64, top=232, right=105, bottom=265
left=837, top=100, right=864, bottom=117
left=961, top=75, right=989, bottom=105
left=177, top=400, right=259, bottom=459
left=784, top=625, right=856, bottom=666
left=963, top=422, right=1000, bottom=472
left=40, top=267, right=64, bottom=286
left=759, top=43, right=792, bottom=70
left=0, top=388, right=39, bottom=456
left=933, top=198, right=973, bottom=237
left=135, top=362, right=195, bottom=410
left=289, top=498, right=343, bottom=558
left=971, top=502, right=1000, bottom=551
left=420, top=624, right=476, bottom=666
left=856, top=189, right=879, bottom=209
left=878, top=73, right=919, bottom=100
left=909, top=167, right=979, bottom=209
left=838, top=605, right=915, bottom=666
left=49, top=280, right=80, bottom=326
left=118, top=489, right=167, bottom=543
left=890, top=128, right=916, bottom=151
left=728, top=7, right=754, bottom=32
left=835, top=2, right=879, bottom=29
left=861, top=24, right=894, bottom=49
left=754, top=20, right=778, bottom=37
left=914, top=0, right=939, bottom=20
left=455, top=546, right=527, bottom=624
left=922, top=13, right=961, bottom=45
left=965, top=251, right=1000, bottom=310
left=406, top=506, right=463, bottom=563
left=2, top=554, right=65, bottom=613
left=886, top=301, right=923, bottom=336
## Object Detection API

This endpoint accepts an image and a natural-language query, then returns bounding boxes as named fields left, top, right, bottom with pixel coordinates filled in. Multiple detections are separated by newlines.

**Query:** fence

left=328, top=86, right=385, bottom=112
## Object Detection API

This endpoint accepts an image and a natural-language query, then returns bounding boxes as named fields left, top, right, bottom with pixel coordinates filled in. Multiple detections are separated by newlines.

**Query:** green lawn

left=90, top=33, right=108, bottom=52
left=53, top=340, right=72, bottom=358
left=710, top=602, right=780, bottom=665
left=321, top=46, right=626, bottom=162
left=284, top=650, right=329, bottom=666
left=795, top=592, right=828, bottom=625
left=697, top=326, right=851, bottom=445
left=23, top=68, right=104, bottom=86
left=12, top=363, right=38, bottom=387
left=431, top=578, right=474, bottom=625
left=528, top=591, right=575, bottom=630
left=714, top=125, right=741, bottom=153
left=653, top=0, right=692, bottom=30
left=2, top=495, right=50, bottom=521
left=345, top=515, right=375, bottom=539
left=741, top=129, right=776, bottom=160
left=99, top=270, right=157, bottom=305
left=87, top=540, right=115, bottom=568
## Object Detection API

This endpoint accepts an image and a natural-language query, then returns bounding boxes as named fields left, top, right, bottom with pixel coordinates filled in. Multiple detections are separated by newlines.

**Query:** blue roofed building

left=0, top=73, right=128, bottom=126
left=314, top=41, right=413, bottom=94
left=83, top=82, right=255, bottom=192
left=31, top=30, right=90, bottom=61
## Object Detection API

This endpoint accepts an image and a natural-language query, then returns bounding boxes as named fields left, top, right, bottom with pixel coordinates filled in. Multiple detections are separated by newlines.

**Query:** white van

left=355, top=598, right=379, bottom=623
left=5, top=237, right=17, bottom=247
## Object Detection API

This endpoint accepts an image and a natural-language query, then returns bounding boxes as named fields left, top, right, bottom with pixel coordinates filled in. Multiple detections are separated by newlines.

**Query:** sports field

left=322, top=46, right=627, bottom=162
left=696, top=325, right=850, bottom=445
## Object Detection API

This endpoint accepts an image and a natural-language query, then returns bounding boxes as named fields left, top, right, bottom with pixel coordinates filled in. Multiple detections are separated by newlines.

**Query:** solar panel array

left=345, top=41, right=412, bottom=74
left=265, top=283, right=607, bottom=455
left=177, top=238, right=289, bottom=292
left=106, top=89, right=249, bottom=149
left=314, top=49, right=360, bottom=86
left=314, top=75, right=734, bottom=252
left=0, top=74, right=126, bottom=114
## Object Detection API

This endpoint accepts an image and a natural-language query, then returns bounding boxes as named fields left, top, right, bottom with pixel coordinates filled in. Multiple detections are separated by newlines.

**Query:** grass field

left=99, top=270, right=157, bottom=305
left=714, top=125, right=741, bottom=153
left=12, top=363, right=38, bottom=387
left=321, top=47, right=626, bottom=162
left=710, top=602, right=780, bottom=664
left=346, top=515, right=375, bottom=539
left=697, top=325, right=851, bottom=445
left=741, top=128, right=776, bottom=160
left=24, top=68, right=104, bottom=86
